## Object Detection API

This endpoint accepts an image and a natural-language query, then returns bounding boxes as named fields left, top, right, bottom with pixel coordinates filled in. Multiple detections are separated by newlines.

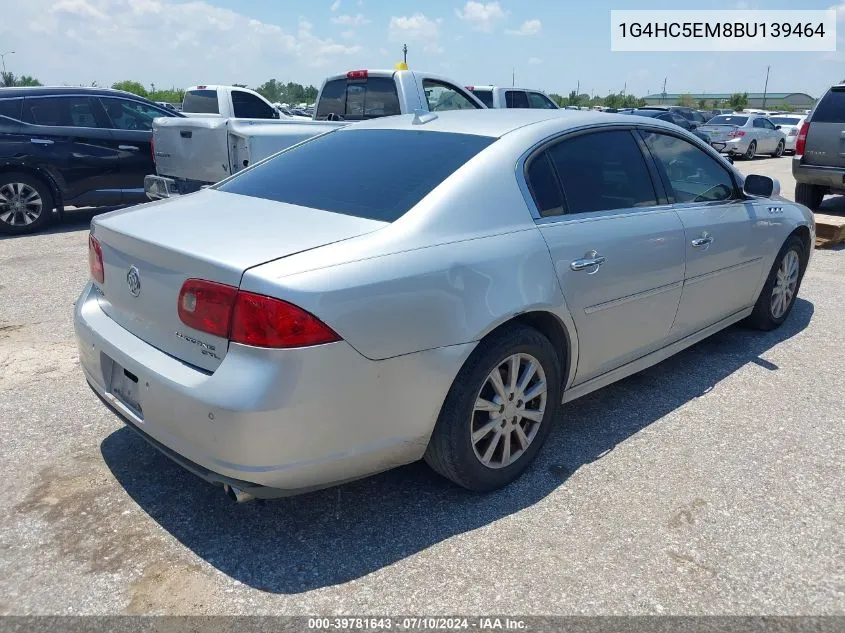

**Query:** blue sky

left=2, top=0, right=843, bottom=99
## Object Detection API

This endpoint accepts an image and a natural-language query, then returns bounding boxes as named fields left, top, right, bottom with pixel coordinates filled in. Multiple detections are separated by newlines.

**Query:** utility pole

left=623, top=81, right=626, bottom=95
left=576, top=80, right=580, bottom=96
left=0, top=50, right=14, bottom=74
left=403, top=44, right=408, bottom=65
left=762, top=65, right=770, bottom=109
left=661, top=77, right=667, bottom=104
left=512, top=67, right=515, bottom=87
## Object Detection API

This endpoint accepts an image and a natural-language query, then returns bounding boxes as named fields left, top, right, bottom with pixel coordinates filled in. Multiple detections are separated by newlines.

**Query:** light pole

left=0, top=50, right=15, bottom=74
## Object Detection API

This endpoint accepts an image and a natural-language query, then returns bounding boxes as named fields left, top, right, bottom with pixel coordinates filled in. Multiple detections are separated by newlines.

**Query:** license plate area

left=108, top=359, right=143, bottom=419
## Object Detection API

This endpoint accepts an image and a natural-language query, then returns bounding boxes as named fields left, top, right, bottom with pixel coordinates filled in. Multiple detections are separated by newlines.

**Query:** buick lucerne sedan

left=75, top=110, right=814, bottom=501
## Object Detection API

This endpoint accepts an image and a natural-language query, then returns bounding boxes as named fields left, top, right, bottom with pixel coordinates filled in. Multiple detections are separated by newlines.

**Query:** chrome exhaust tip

left=223, top=483, right=255, bottom=503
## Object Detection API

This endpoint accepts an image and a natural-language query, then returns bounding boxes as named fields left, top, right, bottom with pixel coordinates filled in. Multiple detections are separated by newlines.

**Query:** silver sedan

left=699, top=113, right=787, bottom=159
left=75, top=110, right=814, bottom=501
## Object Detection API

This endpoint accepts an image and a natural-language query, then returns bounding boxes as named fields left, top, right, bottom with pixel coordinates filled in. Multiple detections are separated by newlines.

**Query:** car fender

left=0, top=160, right=64, bottom=212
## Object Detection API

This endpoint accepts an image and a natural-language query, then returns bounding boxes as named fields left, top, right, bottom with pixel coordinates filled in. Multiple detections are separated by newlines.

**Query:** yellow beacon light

left=395, top=61, right=409, bottom=71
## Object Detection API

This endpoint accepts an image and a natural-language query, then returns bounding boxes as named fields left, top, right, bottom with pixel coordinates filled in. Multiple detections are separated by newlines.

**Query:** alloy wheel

left=0, top=182, right=43, bottom=226
left=771, top=249, right=800, bottom=319
left=471, top=353, right=547, bottom=469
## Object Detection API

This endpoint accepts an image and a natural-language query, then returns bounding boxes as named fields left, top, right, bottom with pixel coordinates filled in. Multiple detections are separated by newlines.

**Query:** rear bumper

left=74, top=283, right=470, bottom=496
left=144, top=175, right=208, bottom=200
left=792, top=160, right=845, bottom=193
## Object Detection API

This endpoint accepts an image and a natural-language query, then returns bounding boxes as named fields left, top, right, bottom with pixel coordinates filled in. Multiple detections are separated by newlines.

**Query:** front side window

left=100, top=98, right=170, bottom=130
left=546, top=130, right=658, bottom=213
left=423, top=80, right=480, bottom=112
left=231, top=90, right=277, bottom=119
left=752, top=118, right=766, bottom=129
left=216, top=129, right=495, bottom=222
left=642, top=131, right=735, bottom=203
left=22, top=96, right=104, bottom=128
left=505, top=91, right=530, bottom=108
left=527, top=92, right=557, bottom=109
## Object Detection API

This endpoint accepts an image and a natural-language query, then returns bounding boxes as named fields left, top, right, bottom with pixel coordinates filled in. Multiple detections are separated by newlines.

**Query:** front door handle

left=118, top=145, right=140, bottom=151
left=691, top=233, right=714, bottom=248
left=30, top=138, right=54, bottom=145
left=570, top=250, right=607, bottom=274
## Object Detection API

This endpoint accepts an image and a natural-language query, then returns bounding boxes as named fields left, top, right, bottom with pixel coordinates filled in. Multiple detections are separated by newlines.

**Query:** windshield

left=707, top=115, right=748, bottom=126
left=216, top=129, right=496, bottom=222
left=769, top=116, right=802, bottom=125
left=315, top=77, right=401, bottom=120
left=182, top=90, right=219, bottom=114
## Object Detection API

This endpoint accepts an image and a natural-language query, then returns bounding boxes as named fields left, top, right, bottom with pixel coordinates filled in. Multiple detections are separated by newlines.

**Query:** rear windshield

left=708, top=115, right=748, bottom=126
left=769, top=116, right=802, bottom=125
left=182, top=90, right=219, bottom=114
left=315, top=77, right=400, bottom=121
left=471, top=89, right=494, bottom=108
left=216, top=129, right=495, bottom=222
left=812, top=88, right=845, bottom=123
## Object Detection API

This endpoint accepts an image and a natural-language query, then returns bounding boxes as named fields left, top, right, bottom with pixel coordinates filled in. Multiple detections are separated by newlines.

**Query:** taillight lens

left=231, top=292, right=340, bottom=348
left=728, top=130, right=746, bottom=138
left=177, top=279, right=238, bottom=338
left=88, top=234, right=104, bottom=284
left=795, top=121, right=810, bottom=155
left=176, top=279, right=340, bottom=348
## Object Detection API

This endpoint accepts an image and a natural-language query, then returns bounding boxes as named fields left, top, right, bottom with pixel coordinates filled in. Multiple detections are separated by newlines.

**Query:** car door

left=99, top=96, right=175, bottom=205
left=525, top=128, right=686, bottom=384
left=640, top=129, right=766, bottom=336
left=751, top=117, right=774, bottom=152
left=19, top=95, right=122, bottom=207
left=760, top=117, right=783, bottom=149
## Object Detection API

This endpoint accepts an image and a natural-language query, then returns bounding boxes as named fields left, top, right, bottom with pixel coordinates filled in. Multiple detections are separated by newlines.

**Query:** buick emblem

left=126, top=266, right=141, bottom=297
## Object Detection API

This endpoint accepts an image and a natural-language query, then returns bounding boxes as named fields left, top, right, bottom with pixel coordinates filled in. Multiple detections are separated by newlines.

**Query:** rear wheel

left=424, top=324, right=561, bottom=492
left=795, top=182, right=825, bottom=210
left=746, top=235, right=806, bottom=331
left=771, top=140, right=784, bottom=158
left=743, top=141, right=757, bottom=160
left=0, top=172, right=54, bottom=235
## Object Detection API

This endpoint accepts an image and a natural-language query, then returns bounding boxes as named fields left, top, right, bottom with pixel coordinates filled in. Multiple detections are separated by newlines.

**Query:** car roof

left=338, top=109, right=634, bottom=138
left=468, top=85, right=546, bottom=92
left=0, top=85, right=154, bottom=101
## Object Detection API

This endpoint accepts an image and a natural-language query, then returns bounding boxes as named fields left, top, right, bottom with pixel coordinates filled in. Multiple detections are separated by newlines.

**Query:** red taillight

left=88, top=234, right=104, bottom=284
left=795, top=121, right=810, bottom=155
left=466, top=85, right=474, bottom=91
left=231, top=292, right=340, bottom=348
left=346, top=69, right=368, bottom=80
left=728, top=130, right=746, bottom=138
left=176, top=280, right=340, bottom=348
left=177, top=279, right=238, bottom=338
left=196, top=85, right=207, bottom=89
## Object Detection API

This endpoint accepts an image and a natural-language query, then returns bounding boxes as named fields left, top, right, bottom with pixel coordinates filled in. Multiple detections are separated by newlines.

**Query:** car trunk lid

left=698, top=124, right=740, bottom=142
left=91, top=189, right=386, bottom=371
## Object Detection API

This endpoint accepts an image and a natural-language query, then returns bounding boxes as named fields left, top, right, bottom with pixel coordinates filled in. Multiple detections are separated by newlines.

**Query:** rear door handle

left=30, top=138, right=54, bottom=145
left=570, top=250, right=607, bottom=274
left=118, top=145, right=139, bottom=151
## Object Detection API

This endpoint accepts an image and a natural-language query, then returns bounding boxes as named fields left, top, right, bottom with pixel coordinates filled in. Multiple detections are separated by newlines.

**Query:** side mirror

left=775, top=125, right=782, bottom=130
left=743, top=174, right=780, bottom=198
left=689, top=121, right=699, bottom=129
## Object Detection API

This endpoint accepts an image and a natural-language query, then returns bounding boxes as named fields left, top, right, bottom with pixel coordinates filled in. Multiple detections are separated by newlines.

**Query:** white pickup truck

left=466, top=85, right=559, bottom=110
left=145, top=69, right=486, bottom=199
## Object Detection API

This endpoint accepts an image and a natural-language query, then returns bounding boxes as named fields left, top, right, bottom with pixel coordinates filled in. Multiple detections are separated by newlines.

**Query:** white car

left=768, top=114, right=807, bottom=154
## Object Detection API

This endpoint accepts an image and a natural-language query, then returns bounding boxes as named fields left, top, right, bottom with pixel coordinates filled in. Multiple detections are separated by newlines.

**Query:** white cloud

left=331, top=13, right=370, bottom=26
left=379, top=47, right=389, bottom=56
left=506, top=19, right=542, bottom=36
left=330, top=0, right=341, bottom=11
left=388, top=13, right=443, bottom=53
left=528, top=57, right=543, bottom=65
left=454, top=1, right=507, bottom=33
left=341, top=29, right=355, bottom=39
left=0, top=0, right=362, bottom=87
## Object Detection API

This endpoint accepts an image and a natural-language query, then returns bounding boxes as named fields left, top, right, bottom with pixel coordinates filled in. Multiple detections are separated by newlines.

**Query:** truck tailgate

left=153, top=117, right=232, bottom=183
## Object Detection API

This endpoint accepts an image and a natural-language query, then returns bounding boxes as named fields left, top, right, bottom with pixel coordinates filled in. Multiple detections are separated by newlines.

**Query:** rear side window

left=506, top=91, right=530, bottom=108
left=471, top=89, right=494, bottom=108
left=231, top=90, right=276, bottom=119
left=709, top=115, right=748, bottom=126
left=525, top=152, right=565, bottom=217
left=182, top=90, right=219, bottom=114
left=527, top=92, right=557, bottom=109
left=315, top=77, right=400, bottom=120
left=22, top=96, right=104, bottom=127
left=812, top=89, right=845, bottom=123
left=546, top=131, right=657, bottom=213
left=0, top=98, right=23, bottom=121
left=217, top=129, right=495, bottom=222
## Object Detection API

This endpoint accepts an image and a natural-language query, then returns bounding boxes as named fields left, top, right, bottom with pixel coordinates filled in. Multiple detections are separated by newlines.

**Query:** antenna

left=403, top=44, right=408, bottom=64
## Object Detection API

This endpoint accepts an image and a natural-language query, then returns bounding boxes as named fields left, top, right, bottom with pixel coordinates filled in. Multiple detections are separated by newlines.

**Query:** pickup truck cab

left=181, top=85, right=280, bottom=119
left=467, top=85, right=558, bottom=110
left=146, top=68, right=486, bottom=199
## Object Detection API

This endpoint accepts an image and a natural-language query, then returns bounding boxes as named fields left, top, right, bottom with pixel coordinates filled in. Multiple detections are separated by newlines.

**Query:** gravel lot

left=0, top=157, right=843, bottom=615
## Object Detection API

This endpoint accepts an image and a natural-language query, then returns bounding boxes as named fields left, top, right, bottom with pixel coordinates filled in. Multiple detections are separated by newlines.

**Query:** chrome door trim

left=583, top=280, right=684, bottom=315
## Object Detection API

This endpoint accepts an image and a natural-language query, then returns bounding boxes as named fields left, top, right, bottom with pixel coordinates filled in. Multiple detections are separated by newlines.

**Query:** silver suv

left=792, top=82, right=845, bottom=209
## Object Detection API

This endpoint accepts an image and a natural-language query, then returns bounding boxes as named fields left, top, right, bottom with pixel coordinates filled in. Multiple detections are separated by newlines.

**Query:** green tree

left=112, top=80, right=149, bottom=98
left=149, top=87, right=185, bottom=104
left=567, top=90, right=579, bottom=106
left=255, top=78, right=284, bottom=103
left=677, top=93, right=695, bottom=107
left=697, top=98, right=708, bottom=110
left=604, top=93, right=623, bottom=109
left=728, top=92, right=749, bottom=111
left=774, top=102, right=794, bottom=112
left=1, top=72, right=42, bottom=87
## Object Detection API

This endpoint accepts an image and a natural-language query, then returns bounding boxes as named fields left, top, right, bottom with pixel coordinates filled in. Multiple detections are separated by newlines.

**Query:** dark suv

left=792, top=82, right=845, bottom=210
left=0, top=86, right=181, bottom=234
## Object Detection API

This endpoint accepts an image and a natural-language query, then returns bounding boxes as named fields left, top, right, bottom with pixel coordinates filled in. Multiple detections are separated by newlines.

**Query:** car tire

left=746, top=235, right=806, bottom=331
left=771, top=140, right=784, bottom=158
left=0, top=172, right=54, bottom=235
left=424, top=324, right=562, bottom=492
left=743, top=141, right=757, bottom=160
left=795, top=182, right=825, bottom=210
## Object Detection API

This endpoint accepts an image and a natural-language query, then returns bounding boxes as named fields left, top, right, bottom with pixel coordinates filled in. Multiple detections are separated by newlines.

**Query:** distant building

left=643, top=92, right=816, bottom=110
